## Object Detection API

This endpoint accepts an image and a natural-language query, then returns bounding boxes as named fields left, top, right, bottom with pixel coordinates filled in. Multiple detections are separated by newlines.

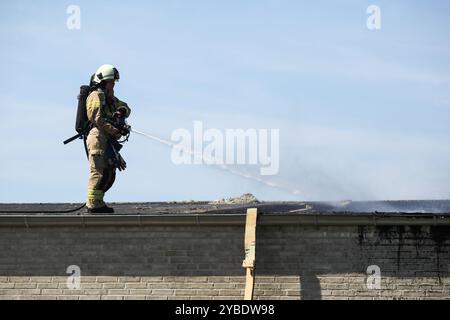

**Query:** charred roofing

left=0, top=200, right=449, bottom=216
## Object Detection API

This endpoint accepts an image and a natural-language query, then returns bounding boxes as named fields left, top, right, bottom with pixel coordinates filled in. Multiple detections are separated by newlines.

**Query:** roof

left=0, top=200, right=449, bottom=227
left=1, top=200, right=450, bottom=215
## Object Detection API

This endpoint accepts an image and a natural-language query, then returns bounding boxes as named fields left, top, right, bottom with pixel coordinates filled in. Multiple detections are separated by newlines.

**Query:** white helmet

left=92, top=64, right=120, bottom=84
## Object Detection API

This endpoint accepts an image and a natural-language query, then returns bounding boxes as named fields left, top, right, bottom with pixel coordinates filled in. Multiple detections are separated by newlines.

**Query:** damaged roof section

left=0, top=200, right=449, bottom=216
left=1, top=196, right=450, bottom=227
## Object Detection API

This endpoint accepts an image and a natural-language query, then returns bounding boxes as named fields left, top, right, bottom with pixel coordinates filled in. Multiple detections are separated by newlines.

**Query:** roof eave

left=0, top=213, right=449, bottom=227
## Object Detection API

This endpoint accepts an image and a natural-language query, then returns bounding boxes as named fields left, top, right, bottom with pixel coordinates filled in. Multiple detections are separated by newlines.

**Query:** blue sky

left=1, top=0, right=450, bottom=203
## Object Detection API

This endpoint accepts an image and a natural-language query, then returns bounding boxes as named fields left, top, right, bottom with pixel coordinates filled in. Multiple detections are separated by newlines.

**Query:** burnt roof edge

left=0, top=213, right=449, bottom=228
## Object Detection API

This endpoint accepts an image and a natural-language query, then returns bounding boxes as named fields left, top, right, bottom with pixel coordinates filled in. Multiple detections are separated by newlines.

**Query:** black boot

left=87, top=205, right=114, bottom=213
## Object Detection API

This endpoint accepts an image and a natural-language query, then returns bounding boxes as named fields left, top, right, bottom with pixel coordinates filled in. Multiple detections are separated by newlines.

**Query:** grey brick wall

left=0, top=225, right=449, bottom=299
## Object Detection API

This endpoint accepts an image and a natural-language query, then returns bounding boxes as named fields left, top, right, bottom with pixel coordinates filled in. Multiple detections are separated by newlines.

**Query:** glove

left=117, top=154, right=127, bottom=171
left=111, top=127, right=122, bottom=140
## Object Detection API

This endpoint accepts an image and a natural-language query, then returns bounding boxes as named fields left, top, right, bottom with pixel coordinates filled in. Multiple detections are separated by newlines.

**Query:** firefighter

left=85, top=64, right=131, bottom=213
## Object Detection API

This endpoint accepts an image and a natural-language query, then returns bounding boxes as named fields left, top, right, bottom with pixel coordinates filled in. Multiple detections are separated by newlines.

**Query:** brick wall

left=0, top=224, right=449, bottom=299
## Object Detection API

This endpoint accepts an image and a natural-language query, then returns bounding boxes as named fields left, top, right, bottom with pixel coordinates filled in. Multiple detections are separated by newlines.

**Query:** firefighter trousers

left=86, top=130, right=116, bottom=209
